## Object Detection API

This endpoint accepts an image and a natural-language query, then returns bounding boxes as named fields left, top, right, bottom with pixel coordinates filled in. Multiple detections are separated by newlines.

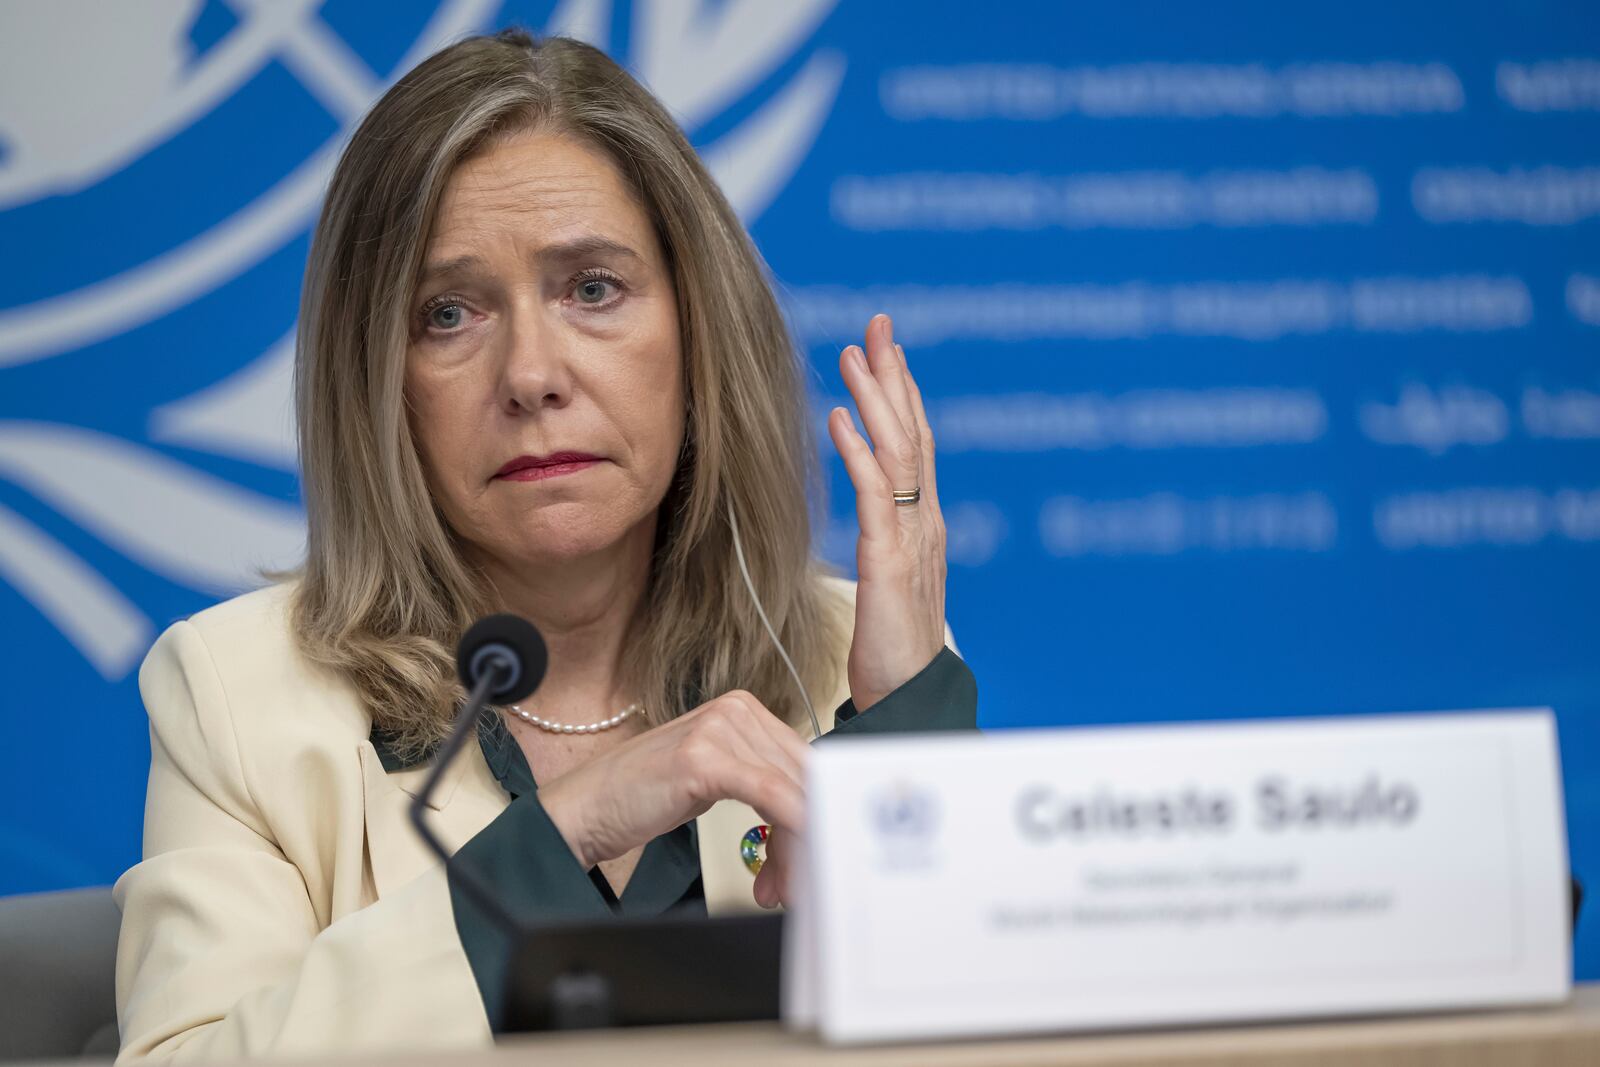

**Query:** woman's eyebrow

left=416, top=254, right=491, bottom=285
left=418, top=236, right=644, bottom=283
left=536, top=234, right=645, bottom=266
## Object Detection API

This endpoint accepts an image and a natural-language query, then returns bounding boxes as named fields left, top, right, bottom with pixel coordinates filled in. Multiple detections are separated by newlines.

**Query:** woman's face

left=405, top=129, right=684, bottom=571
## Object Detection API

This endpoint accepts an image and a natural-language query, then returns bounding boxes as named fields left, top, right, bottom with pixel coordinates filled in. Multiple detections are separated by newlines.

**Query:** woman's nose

left=498, top=299, right=572, bottom=414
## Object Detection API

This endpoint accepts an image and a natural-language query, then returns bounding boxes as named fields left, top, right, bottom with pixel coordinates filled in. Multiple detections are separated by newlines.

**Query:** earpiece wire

left=726, top=499, right=822, bottom=742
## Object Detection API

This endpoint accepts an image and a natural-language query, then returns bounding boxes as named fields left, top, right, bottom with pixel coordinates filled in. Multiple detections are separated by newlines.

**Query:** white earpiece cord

left=726, top=499, right=821, bottom=742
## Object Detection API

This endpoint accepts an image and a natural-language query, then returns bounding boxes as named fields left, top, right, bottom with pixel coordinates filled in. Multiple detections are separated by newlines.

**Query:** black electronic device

left=501, top=912, right=784, bottom=1031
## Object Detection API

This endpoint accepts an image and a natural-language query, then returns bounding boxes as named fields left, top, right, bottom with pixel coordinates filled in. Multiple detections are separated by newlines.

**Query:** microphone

left=409, top=613, right=548, bottom=932
left=457, top=613, right=548, bottom=705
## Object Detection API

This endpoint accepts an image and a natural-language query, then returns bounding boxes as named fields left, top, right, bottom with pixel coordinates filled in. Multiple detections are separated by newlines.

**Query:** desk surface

left=501, top=988, right=1600, bottom=1066
left=40, top=986, right=1600, bottom=1066
left=285, top=987, right=1600, bottom=1067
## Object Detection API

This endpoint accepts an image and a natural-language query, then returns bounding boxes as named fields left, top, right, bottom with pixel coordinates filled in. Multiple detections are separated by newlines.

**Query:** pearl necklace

left=506, top=700, right=642, bottom=735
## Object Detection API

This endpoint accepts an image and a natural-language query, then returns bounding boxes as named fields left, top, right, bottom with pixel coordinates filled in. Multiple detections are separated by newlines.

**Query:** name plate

left=784, top=710, right=1570, bottom=1044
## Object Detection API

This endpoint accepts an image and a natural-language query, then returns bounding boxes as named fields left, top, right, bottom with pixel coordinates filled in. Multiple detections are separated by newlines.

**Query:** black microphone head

left=457, top=613, right=547, bottom=704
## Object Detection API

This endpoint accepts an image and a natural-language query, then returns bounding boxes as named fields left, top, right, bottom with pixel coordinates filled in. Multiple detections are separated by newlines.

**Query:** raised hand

left=827, top=313, right=948, bottom=713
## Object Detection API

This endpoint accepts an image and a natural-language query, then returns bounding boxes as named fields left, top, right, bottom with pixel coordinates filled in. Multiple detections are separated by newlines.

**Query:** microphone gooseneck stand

left=408, top=614, right=548, bottom=936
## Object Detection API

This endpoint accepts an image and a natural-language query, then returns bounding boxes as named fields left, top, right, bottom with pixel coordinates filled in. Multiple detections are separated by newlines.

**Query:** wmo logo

left=0, top=0, right=844, bottom=679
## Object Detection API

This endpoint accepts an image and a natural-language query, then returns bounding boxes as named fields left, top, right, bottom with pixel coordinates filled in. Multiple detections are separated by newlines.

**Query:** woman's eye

left=573, top=274, right=622, bottom=306
left=427, top=302, right=465, bottom=330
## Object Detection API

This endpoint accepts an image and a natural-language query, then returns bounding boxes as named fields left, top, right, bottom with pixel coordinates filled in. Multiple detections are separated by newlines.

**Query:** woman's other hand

left=536, top=690, right=807, bottom=907
left=828, top=313, right=948, bottom=713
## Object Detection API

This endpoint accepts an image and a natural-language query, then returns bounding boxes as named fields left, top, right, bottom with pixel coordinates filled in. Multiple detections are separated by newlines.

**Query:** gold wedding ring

left=892, top=487, right=922, bottom=507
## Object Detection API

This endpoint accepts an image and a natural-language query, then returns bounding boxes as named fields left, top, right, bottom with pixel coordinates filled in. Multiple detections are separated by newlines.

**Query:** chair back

left=0, top=887, right=120, bottom=1061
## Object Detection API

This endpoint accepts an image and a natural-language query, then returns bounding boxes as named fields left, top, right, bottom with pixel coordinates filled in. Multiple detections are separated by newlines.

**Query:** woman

left=112, top=28, right=976, bottom=1061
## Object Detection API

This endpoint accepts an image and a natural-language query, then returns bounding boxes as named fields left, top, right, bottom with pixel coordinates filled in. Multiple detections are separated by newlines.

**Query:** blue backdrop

left=2, top=1, right=1596, bottom=979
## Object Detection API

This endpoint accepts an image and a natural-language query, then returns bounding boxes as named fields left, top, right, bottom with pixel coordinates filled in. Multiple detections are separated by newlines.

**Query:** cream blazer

left=112, top=575, right=904, bottom=1062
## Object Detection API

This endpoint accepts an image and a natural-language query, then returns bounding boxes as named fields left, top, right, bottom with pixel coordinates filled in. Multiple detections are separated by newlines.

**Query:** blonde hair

left=291, top=28, right=845, bottom=763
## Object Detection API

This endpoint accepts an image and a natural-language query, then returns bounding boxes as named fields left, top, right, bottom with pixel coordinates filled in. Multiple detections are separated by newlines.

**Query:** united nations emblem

left=0, top=0, right=845, bottom=684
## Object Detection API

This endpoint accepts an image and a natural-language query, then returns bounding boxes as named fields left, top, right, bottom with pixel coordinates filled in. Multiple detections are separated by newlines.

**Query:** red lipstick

left=493, top=452, right=602, bottom=482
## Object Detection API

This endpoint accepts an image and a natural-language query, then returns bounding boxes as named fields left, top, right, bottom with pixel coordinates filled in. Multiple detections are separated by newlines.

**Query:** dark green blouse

left=373, top=646, right=979, bottom=1029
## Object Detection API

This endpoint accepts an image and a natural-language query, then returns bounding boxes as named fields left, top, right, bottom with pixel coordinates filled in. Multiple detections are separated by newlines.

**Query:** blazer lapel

left=358, top=739, right=509, bottom=901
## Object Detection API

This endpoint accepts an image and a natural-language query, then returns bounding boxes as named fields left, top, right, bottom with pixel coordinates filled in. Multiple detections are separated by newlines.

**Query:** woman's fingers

left=689, top=696, right=804, bottom=909
left=716, top=692, right=809, bottom=788
left=752, top=830, right=778, bottom=907
left=688, top=696, right=808, bottom=829
left=719, top=761, right=806, bottom=837
left=541, top=687, right=817, bottom=870
left=839, top=343, right=921, bottom=497
left=898, top=345, right=942, bottom=517
left=828, top=405, right=897, bottom=536
left=864, top=314, right=918, bottom=443
left=752, top=861, right=779, bottom=908
left=753, top=829, right=791, bottom=908
left=736, top=691, right=813, bottom=775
